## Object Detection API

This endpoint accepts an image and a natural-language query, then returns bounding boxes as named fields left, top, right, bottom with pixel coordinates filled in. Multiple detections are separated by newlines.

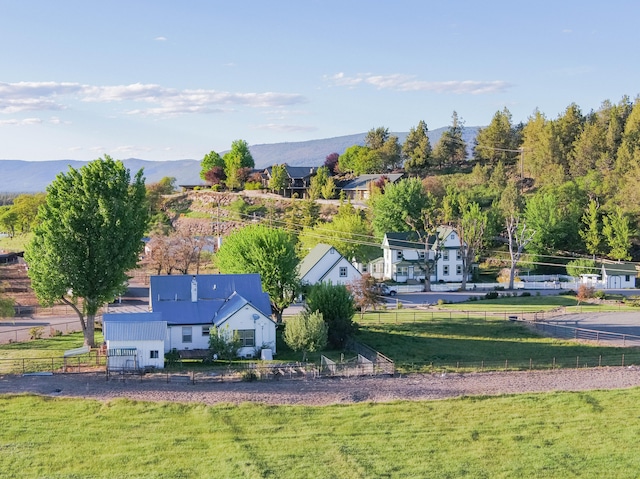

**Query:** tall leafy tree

left=299, top=200, right=377, bottom=263
left=305, top=282, right=355, bottom=349
left=615, top=98, right=640, bottom=175
left=402, top=120, right=432, bottom=175
left=308, top=166, right=330, bottom=200
left=268, top=164, right=288, bottom=193
left=370, top=177, right=431, bottom=238
left=200, top=150, right=224, bottom=181
left=25, top=156, right=148, bottom=347
left=215, top=224, right=300, bottom=322
left=223, top=139, right=254, bottom=190
left=456, top=202, right=487, bottom=290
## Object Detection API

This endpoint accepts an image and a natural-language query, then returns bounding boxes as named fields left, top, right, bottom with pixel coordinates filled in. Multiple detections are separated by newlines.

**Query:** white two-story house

left=381, top=226, right=469, bottom=283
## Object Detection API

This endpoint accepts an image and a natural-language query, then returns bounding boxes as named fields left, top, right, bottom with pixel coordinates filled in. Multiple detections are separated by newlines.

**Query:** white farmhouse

left=381, top=226, right=469, bottom=283
left=298, top=243, right=361, bottom=286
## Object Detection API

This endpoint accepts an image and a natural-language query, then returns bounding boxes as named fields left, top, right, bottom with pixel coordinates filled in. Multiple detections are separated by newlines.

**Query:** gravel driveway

left=3, top=367, right=640, bottom=405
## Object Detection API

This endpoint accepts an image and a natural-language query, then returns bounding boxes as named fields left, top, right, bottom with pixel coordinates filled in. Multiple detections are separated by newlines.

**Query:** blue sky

left=0, top=0, right=638, bottom=161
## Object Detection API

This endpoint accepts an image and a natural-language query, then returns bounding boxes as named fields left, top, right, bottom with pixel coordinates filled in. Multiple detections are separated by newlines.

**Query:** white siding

left=217, top=304, right=277, bottom=357
left=321, top=258, right=361, bottom=285
left=106, top=339, right=165, bottom=369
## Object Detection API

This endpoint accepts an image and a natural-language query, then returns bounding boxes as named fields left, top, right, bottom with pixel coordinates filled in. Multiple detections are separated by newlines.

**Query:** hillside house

left=381, top=226, right=468, bottom=283
left=262, top=164, right=319, bottom=198
left=338, top=173, right=404, bottom=201
left=298, top=243, right=361, bottom=286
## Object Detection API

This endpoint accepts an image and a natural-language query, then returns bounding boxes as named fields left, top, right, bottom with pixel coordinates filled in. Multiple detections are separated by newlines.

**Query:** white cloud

left=155, top=36, right=167, bottom=41
left=325, top=73, right=511, bottom=94
left=0, top=81, right=307, bottom=117
left=0, top=117, right=43, bottom=125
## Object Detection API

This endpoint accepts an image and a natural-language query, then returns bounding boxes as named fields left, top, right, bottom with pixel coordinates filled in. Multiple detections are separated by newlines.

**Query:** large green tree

left=304, top=282, right=355, bottom=349
left=200, top=150, right=224, bottom=181
left=602, top=206, right=632, bottom=261
left=223, top=139, right=255, bottom=190
left=370, top=177, right=431, bottom=238
left=25, top=157, right=148, bottom=347
left=456, top=202, right=487, bottom=290
left=215, top=224, right=300, bottom=322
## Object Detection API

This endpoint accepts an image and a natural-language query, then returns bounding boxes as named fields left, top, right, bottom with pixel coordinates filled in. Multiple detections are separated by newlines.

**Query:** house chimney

left=191, top=276, right=198, bottom=302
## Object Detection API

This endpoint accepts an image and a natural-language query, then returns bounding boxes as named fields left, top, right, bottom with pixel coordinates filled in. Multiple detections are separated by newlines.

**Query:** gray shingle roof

left=103, top=313, right=167, bottom=341
left=298, top=243, right=338, bottom=280
left=340, top=173, right=404, bottom=191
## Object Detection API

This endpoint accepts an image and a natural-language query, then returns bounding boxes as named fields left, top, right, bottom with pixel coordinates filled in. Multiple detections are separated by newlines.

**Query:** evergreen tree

left=473, top=107, right=520, bottom=165
left=432, top=111, right=467, bottom=168
left=402, top=120, right=432, bottom=175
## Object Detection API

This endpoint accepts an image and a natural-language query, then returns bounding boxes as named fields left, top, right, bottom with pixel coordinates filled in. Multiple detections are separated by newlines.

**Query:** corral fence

left=524, top=319, right=640, bottom=347
left=0, top=321, right=82, bottom=344
left=107, top=362, right=320, bottom=383
left=398, top=351, right=640, bottom=374
left=0, top=350, right=106, bottom=375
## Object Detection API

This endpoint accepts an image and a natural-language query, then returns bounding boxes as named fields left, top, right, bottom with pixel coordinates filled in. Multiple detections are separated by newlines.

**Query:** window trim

left=235, top=329, right=255, bottom=348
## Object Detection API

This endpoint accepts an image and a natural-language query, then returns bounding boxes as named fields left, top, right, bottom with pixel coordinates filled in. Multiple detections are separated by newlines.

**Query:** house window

left=456, top=250, right=462, bottom=260
left=182, top=327, right=192, bottom=343
left=339, top=267, right=348, bottom=277
left=202, top=326, right=210, bottom=336
left=150, top=350, right=159, bottom=359
left=362, top=264, right=368, bottom=273
left=443, top=250, right=449, bottom=261
left=626, top=275, right=631, bottom=282
left=396, top=266, right=408, bottom=276
left=443, top=265, right=450, bottom=276
left=418, top=251, right=425, bottom=260
left=456, top=264, right=462, bottom=275
left=235, top=330, right=255, bottom=348
left=396, top=251, right=403, bottom=260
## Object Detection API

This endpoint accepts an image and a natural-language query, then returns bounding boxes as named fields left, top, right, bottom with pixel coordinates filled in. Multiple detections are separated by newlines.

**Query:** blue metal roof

left=149, top=274, right=272, bottom=324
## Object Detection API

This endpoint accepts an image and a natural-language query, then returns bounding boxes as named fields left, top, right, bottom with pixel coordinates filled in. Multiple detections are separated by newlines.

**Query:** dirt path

left=3, top=367, right=640, bottom=406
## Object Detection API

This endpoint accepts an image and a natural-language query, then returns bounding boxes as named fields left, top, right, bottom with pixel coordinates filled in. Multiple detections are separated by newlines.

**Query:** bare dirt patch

left=3, top=367, right=640, bottom=406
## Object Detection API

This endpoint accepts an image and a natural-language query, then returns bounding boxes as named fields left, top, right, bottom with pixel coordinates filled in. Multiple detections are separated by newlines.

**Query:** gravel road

left=3, top=367, right=640, bottom=405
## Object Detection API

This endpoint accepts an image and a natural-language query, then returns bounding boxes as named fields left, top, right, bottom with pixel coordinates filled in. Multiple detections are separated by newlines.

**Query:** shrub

left=52, top=329, right=63, bottom=337
left=244, top=181, right=262, bottom=190
left=593, top=290, right=606, bottom=300
left=485, top=291, right=499, bottom=300
left=521, top=292, right=531, bottom=297
left=577, top=284, right=596, bottom=303
left=29, top=327, right=44, bottom=340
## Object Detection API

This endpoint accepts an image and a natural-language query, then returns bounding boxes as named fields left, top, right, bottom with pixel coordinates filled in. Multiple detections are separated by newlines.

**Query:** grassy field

left=2, top=390, right=640, bottom=478
left=356, top=310, right=640, bottom=372
left=437, top=294, right=635, bottom=313
left=0, top=233, right=31, bottom=252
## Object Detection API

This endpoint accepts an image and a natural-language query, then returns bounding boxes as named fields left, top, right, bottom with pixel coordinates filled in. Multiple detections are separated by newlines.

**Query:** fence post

left=599, top=355, right=602, bottom=367
left=576, top=356, right=579, bottom=368
left=553, top=357, right=556, bottom=369
left=622, top=354, right=625, bottom=367
left=529, top=358, right=532, bottom=370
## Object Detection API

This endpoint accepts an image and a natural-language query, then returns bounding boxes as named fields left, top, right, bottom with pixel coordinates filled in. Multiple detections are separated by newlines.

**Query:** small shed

left=103, top=313, right=167, bottom=371
left=601, top=262, right=637, bottom=289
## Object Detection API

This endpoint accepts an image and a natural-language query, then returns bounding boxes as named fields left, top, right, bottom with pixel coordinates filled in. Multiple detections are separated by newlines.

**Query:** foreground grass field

left=2, top=389, right=640, bottom=478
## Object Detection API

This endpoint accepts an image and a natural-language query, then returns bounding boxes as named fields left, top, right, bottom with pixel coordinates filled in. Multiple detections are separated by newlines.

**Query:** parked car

left=377, top=284, right=397, bottom=296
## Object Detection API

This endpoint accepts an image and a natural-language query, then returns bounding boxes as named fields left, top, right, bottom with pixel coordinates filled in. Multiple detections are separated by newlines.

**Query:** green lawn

left=0, top=333, right=103, bottom=374
left=438, top=294, right=634, bottom=313
left=356, top=311, right=640, bottom=372
left=2, top=390, right=640, bottom=478
left=0, top=233, right=31, bottom=252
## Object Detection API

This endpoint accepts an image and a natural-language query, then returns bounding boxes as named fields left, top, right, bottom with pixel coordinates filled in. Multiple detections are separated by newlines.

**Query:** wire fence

left=0, top=351, right=106, bottom=375
left=398, top=351, right=640, bottom=374
left=0, top=321, right=81, bottom=344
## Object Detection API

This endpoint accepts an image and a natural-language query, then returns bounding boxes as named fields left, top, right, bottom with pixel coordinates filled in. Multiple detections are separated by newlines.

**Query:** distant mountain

left=0, top=127, right=480, bottom=193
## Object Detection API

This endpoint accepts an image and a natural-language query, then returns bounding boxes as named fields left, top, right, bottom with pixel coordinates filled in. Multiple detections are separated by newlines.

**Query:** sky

left=1, top=0, right=638, bottom=162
